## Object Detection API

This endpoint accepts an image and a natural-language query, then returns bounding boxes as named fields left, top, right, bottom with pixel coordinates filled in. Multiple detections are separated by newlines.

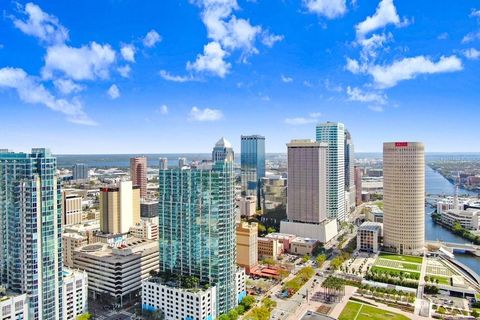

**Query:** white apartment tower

left=383, top=142, right=425, bottom=255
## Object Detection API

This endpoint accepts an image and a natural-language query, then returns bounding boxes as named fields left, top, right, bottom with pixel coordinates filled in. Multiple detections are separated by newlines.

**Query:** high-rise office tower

left=383, top=142, right=425, bottom=255
left=72, top=163, right=89, bottom=181
left=240, top=135, right=265, bottom=206
left=316, top=122, right=346, bottom=222
left=158, top=140, right=237, bottom=314
left=354, top=166, right=363, bottom=206
left=280, top=140, right=337, bottom=242
left=130, top=157, right=147, bottom=199
left=99, top=181, right=141, bottom=234
left=178, top=157, right=187, bottom=168
left=0, top=148, right=63, bottom=320
left=344, top=130, right=356, bottom=212
left=159, top=157, right=168, bottom=170
left=212, top=137, right=234, bottom=162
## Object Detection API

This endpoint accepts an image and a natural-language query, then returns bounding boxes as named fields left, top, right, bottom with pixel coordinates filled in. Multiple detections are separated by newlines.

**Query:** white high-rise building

left=383, top=142, right=425, bottom=255
left=316, top=122, right=346, bottom=222
left=62, top=268, right=88, bottom=320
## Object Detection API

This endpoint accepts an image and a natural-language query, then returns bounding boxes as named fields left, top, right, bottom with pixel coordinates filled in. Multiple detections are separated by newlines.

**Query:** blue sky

left=0, top=0, right=479, bottom=154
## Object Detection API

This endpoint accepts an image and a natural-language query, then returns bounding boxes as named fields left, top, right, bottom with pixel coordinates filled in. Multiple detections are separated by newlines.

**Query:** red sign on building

left=395, top=142, right=408, bottom=147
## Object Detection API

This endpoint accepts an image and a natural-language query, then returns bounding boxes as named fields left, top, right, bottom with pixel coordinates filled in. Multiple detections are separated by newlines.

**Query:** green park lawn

left=427, top=275, right=450, bottom=285
left=371, top=266, right=420, bottom=279
left=339, top=301, right=411, bottom=320
left=379, top=252, right=423, bottom=264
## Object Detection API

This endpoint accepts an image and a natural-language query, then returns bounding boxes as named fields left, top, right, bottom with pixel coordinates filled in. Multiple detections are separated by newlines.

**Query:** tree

left=236, top=305, right=245, bottom=315
left=262, top=297, right=277, bottom=311
left=76, top=314, right=92, bottom=320
left=248, top=307, right=270, bottom=320
left=301, top=255, right=310, bottom=263
left=218, top=315, right=230, bottom=320
left=316, top=254, right=326, bottom=267
left=261, top=257, right=275, bottom=266
left=471, top=309, right=479, bottom=318
left=241, top=295, right=255, bottom=310
left=257, top=224, right=266, bottom=235
left=266, top=226, right=276, bottom=234
left=227, top=309, right=239, bottom=320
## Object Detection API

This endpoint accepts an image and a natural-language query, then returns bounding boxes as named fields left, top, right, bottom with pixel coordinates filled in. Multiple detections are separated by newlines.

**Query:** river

left=425, top=166, right=480, bottom=273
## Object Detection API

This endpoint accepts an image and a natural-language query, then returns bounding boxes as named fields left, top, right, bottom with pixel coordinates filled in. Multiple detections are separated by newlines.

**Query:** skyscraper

left=178, top=157, right=187, bottom=168
left=240, top=135, right=265, bottom=204
left=157, top=140, right=238, bottom=314
left=354, top=166, right=363, bottom=206
left=316, top=122, right=346, bottom=222
left=99, top=181, right=141, bottom=234
left=383, top=142, right=425, bottom=255
left=130, top=157, right=147, bottom=199
left=0, top=148, right=63, bottom=320
left=212, top=137, right=234, bottom=162
left=280, top=140, right=337, bottom=242
left=344, top=130, right=356, bottom=212
left=72, top=163, right=89, bottom=181
left=159, top=157, right=168, bottom=170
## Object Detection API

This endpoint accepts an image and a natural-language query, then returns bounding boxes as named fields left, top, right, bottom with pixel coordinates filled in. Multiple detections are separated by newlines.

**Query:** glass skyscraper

left=158, top=144, right=237, bottom=315
left=316, top=122, right=346, bottom=222
left=240, top=135, right=265, bottom=204
left=0, top=148, right=63, bottom=320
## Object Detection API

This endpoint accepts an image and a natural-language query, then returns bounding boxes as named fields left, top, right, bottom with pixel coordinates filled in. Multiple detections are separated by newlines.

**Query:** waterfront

left=425, top=165, right=480, bottom=273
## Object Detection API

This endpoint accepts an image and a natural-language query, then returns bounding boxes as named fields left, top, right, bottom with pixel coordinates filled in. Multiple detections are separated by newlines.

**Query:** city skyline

left=1, top=1, right=479, bottom=153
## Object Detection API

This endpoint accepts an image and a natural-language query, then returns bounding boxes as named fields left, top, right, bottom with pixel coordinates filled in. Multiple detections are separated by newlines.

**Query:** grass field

left=379, top=253, right=423, bottom=264
left=427, top=275, right=450, bottom=285
left=375, top=258, right=421, bottom=271
left=339, top=301, right=411, bottom=320
left=371, top=266, right=420, bottom=279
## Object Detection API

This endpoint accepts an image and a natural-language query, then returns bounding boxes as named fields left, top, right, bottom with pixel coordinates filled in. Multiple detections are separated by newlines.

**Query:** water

left=425, top=166, right=480, bottom=273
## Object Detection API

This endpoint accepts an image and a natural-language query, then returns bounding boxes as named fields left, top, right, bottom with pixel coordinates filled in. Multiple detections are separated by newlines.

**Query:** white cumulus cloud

left=107, top=84, right=120, bottom=99
left=355, top=0, right=408, bottom=40
left=187, top=42, right=231, bottom=77
left=262, top=32, right=284, bottom=47
left=53, top=78, right=84, bottom=95
left=463, top=48, right=480, bottom=60
left=285, top=112, right=321, bottom=125
left=281, top=74, right=293, bottom=83
left=304, top=0, right=347, bottom=19
left=117, top=65, right=131, bottom=78
left=157, top=105, right=169, bottom=115
left=189, top=106, right=223, bottom=121
left=0, top=67, right=95, bottom=125
left=42, top=42, right=116, bottom=81
left=346, top=86, right=386, bottom=104
left=368, top=55, right=463, bottom=88
left=143, top=29, right=162, bottom=47
left=12, top=2, right=69, bottom=44
left=120, top=44, right=136, bottom=62
left=159, top=70, right=195, bottom=82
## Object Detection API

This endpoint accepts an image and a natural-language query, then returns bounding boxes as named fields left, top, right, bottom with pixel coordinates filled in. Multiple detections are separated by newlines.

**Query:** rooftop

left=215, top=137, right=232, bottom=148
left=358, top=221, right=383, bottom=232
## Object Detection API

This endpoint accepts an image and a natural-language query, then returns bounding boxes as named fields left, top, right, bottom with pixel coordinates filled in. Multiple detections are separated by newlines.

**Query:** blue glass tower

left=158, top=141, right=237, bottom=315
left=0, top=148, right=63, bottom=320
left=240, top=135, right=265, bottom=204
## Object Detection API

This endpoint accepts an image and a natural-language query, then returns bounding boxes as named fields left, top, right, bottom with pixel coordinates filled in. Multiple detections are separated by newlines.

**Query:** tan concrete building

left=99, top=181, right=140, bottom=234
left=290, top=237, right=319, bottom=256
left=236, top=222, right=258, bottom=272
left=258, top=237, right=283, bottom=260
left=62, top=233, right=88, bottom=268
left=383, top=142, right=425, bottom=255
left=130, top=219, right=159, bottom=240
left=130, top=157, right=147, bottom=199
left=237, top=196, right=256, bottom=217
left=63, top=193, right=83, bottom=225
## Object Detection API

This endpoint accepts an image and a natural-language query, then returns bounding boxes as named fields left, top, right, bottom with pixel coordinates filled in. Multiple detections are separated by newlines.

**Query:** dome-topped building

left=212, top=137, right=234, bottom=162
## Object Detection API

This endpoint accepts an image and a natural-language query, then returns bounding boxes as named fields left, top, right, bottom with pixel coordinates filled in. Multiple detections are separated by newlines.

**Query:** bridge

left=426, top=240, right=480, bottom=256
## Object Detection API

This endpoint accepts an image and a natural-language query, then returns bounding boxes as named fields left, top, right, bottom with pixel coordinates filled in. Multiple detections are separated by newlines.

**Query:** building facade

left=140, top=200, right=159, bottom=218
left=354, top=166, right=363, bottom=206
left=344, top=130, right=356, bottom=212
left=357, top=222, right=382, bottom=253
left=281, top=140, right=337, bottom=243
left=130, top=220, right=159, bottom=240
left=72, top=163, right=89, bottom=182
left=0, top=289, right=28, bottom=320
left=73, top=239, right=158, bottom=305
left=383, top=142, right=425, bottom=255
left=130, top=157, right=147, bottom=199
left=212, top=137, right=234, bottom=162
left=237, top=196, right=256, bottom=218
left=99, top=181, right=141, bottom=234
left=62, top=268, right=88, bottom=320
left=257, top=238, right=283, bottom=260
left=236, top=222, right=258, bottom=272
left=0, top=148, right=63, bottom=320
left=157, top=150, right=238, bottom=315
left=316, top=122, right=346, bottom=221
left=240, top=135, right=265, bottom=202
left=62, top=233, right=88, bottom=268
left=63, top=193, right=83, bottom=226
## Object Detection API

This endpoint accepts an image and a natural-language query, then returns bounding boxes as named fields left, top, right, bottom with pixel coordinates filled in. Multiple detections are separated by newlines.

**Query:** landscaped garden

left=339, top=301, right=411, bottom=320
